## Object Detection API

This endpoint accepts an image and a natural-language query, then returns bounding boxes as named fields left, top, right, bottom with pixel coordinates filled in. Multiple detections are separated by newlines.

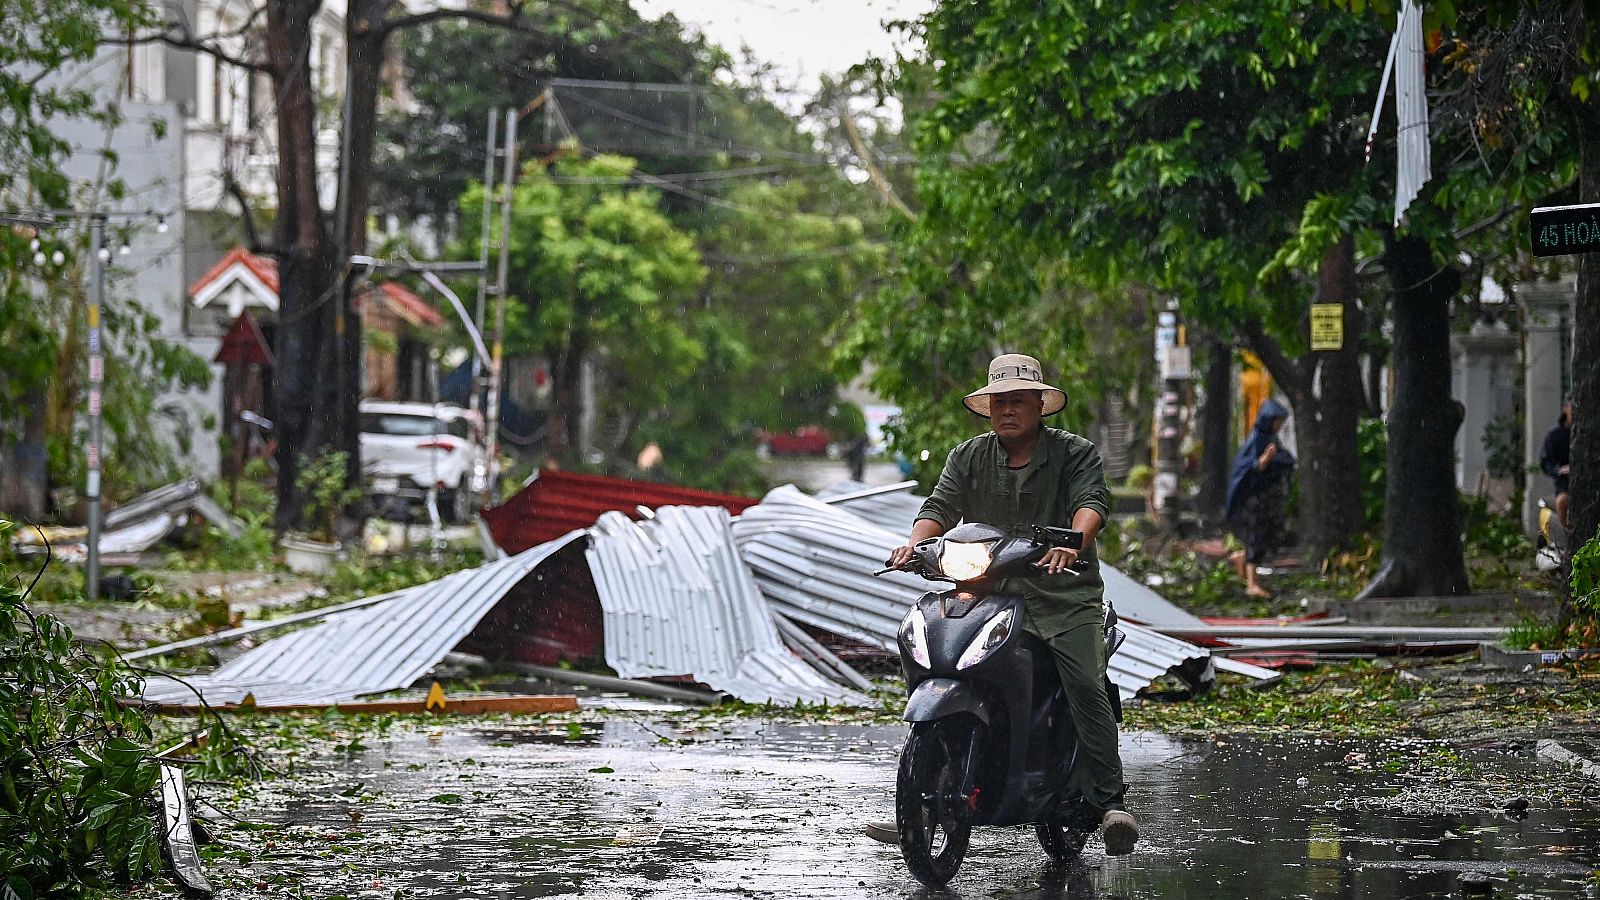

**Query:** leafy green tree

left=1327, top=2, right=1599, bottom=593
left=1, top=523, right=163, bottom=897
left=846, top=0, right=1406, bottom=557
left=457, top=153, right=706, bottom=465
left=373, top=7, right=721, bottom=229
left=387, top=15, right=890, bottom=493
left=639, top=177, right=884, bottom=493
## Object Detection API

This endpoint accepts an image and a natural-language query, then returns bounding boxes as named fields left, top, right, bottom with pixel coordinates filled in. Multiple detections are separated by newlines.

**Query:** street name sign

left=1531, top=203, right=1600, bottom=258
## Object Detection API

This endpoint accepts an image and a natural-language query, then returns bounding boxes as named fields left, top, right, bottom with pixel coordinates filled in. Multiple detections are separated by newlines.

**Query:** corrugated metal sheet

left=819, top=481, right=1206, bottom=629
left=586, top=506, right=866, bottom=706
left=1365, top=0, right=1431, bottom=223
left=482, top=469, right=756, bottom=554
left=140, top=533, right=586, bottom=707
left=1392, top=0, right=1431, bottom=225
left=735, top=486, right=1214, bottom=700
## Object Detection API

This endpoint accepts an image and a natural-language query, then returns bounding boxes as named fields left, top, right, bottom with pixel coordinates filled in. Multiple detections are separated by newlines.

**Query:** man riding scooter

left=865, top=353, right=1138, bottom=856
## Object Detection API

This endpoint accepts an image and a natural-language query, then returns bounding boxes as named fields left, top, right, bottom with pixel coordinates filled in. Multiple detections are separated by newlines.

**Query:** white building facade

left=42, top=0, right=347, bottom=479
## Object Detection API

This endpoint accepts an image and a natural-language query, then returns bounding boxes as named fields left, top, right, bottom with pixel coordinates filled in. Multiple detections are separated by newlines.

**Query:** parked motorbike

left=876, top=522, right=1125, bottom=887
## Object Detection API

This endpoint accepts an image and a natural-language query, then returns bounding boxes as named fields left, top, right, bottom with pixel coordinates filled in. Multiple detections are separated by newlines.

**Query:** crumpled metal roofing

left=140, top=533, right=585, bottom=707
left=481, top=469, right=756, bottom=554
left=818, top=481, right=1206, bottom=629
left=736, top=486, right=1214, bottom=700
left=586, top=506, right=866, bottom=706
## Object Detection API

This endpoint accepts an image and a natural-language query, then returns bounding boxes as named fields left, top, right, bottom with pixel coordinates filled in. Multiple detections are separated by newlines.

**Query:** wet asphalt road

left=207, top=710, right=1600, bottom=899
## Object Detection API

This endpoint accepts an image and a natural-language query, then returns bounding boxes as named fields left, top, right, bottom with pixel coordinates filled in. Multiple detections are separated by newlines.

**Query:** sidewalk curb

left=1535, top=739, right=1600, bottom=781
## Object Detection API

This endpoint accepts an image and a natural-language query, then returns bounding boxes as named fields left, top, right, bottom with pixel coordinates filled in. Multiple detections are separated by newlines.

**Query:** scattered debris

left=1480, top=642, right=1600, bottom=672
left=11, top=478, right=243, bottom=562
left=158, top=763, right=213, bottom=896
left=138, top=533, right=587, bottom=707
left=587, top=506, right=866, bottom=706
left=145, top=690, right=578, bottom=717
left=134, top=480, right=1279, bottom=713
left=504, top=662, right=723, bottom=706
left=1536, top=739, right=1600, bottom=781
left=734, top=485, right=1227, bottom=699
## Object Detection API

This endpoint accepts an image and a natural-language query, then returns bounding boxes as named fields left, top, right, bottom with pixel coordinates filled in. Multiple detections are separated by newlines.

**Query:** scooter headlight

left=939, top=541, right=993, bottom=581
left=956, top=608, right=1015, bottom=670
left=899, top=606, right=931, bottom=669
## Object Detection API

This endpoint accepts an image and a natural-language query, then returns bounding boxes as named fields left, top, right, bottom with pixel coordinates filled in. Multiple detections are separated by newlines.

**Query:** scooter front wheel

left=896, top=717, right=978, bottom=887
left=1035, top=821, right=1091, bottom=861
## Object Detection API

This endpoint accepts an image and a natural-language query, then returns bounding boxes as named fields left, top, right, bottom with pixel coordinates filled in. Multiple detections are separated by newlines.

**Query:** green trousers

left=1033, top=618, right=1126, bottom=811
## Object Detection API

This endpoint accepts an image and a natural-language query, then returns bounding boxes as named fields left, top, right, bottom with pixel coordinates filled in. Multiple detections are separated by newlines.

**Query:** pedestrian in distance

left=1225, top=398, right=1296, bottom=599
left=867, top=352, right=1138, bottom=856
left=844, top=432, right=869, bottom=483
left=1541, top=396, right=1573, bottom=531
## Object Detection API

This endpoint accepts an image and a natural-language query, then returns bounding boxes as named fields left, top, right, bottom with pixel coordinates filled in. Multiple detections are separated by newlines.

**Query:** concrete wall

left=1452, top=324, right=1519, bottom=505
left=1519, top=274, right=1577, bottom=534
left=48, top=48, right=226, bottom=483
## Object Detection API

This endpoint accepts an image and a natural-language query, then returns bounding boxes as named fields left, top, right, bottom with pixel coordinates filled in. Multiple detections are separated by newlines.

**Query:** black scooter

left=876, top=522, right=1125, bottom=887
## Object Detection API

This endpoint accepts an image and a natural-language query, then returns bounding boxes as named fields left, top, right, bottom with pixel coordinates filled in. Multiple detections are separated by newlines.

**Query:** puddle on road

left=207, top=721, right=1600, bottom=899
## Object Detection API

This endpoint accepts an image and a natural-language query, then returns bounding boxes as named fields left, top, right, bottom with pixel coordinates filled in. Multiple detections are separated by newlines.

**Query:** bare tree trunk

left=545, top=331, right=589, bottom=467
left=1196, top=330, right=1233, bottom=526
left=268, top=0, right=341, bottom=532
left=1240, top=236, right=1366, bottom=560
left=0, top=387, right=49, bottom=521
left=1314, top=235, right=1368, bottom=551
left=1356, top=235, right=1471, bottom=600
left=1572, top=95, right=1600, bottom=552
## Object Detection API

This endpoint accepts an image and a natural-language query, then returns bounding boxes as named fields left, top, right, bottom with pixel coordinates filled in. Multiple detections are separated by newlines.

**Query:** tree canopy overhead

left=847, top=0, right=1401, bottom=553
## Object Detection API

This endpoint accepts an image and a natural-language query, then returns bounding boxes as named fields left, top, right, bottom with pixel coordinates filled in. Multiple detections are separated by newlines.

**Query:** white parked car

left=359, top=400, right=491, bottom=523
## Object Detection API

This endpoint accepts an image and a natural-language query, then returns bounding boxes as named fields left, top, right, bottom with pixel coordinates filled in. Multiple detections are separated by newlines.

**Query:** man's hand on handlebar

left=886, top=544, right=917, bottom=570
left=1038, top=546, right=1080, bottom=575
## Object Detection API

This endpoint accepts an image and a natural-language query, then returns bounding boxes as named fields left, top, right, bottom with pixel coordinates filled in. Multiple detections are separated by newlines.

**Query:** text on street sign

left=1531, top=203, right=1600, bottom=258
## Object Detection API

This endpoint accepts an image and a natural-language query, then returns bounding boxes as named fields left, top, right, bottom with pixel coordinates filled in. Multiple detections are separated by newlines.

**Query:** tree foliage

left=374, top=8, right=722, bottom=228
left=395, top=14, right=889, bottom=492
left=845, top=0, right=1391, bottom=507
left=0, top=0, right=150, bottom=206
left=456, top=153, right=706, bottom=463
left=0, top=523, right=162, bottom=898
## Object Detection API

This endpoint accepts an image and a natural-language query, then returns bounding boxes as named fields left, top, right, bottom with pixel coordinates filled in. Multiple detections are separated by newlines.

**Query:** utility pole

left=469, top=107, right=500, bottom=416
left=484, top=107, right=519, bottom=502
left=86, top=215, right=107, bottom=600
left=3, top=207, right=164, bottom=600
left=1152, top=305, right=1192, bottom=533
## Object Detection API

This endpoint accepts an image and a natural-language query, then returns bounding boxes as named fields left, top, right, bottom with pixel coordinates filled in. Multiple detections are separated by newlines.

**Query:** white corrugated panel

left=586, top=506, right=866, bottom=707
left=1393, top=0, right=1430, bottom=224
left=819, top=481, right=1206, bottom=628
left=816, top=480, right=928, bottom=534
left=140, top=533, right=587, bottom=706
left=735, top=486, right=1215, bottom=700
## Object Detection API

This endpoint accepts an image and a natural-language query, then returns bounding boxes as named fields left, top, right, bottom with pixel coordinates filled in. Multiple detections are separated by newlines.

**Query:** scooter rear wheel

left=896, top=718, right=978, bottom=887
left=1035, top=821, right=1091, bottom=861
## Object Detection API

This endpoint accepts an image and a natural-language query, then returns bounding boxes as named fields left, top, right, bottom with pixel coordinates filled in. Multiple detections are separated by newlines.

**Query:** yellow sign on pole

left=1310, top=303, right=1343, bottom=351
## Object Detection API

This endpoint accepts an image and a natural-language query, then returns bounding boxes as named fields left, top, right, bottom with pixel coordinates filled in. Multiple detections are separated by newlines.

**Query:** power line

left=556, top=87, right=836, bottom=164
left=545, top=161, right=838, bottom=185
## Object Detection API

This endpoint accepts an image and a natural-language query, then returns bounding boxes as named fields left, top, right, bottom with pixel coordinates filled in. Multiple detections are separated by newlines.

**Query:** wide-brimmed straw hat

left=963, top=353, right=1067, bottom=418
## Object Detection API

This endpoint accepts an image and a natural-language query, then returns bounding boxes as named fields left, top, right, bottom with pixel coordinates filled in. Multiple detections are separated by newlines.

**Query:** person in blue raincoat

left=1225, top=399, right=1296, bottom=598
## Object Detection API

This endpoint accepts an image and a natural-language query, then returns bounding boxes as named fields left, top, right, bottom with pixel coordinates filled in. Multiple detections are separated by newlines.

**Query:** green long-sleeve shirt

left=915, top=427, right=1112, bottom=637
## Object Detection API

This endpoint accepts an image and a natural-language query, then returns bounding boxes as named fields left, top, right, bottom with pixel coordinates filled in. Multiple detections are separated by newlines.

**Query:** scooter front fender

left=903, top=677, right=992, bottom=725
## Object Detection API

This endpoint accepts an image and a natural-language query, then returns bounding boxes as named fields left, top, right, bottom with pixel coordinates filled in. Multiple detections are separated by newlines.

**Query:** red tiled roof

left=187, top=247, right=280, bottom=297
left=374, top=281, right=445, bottom=328
left=481, top=469, right=758, bottom=554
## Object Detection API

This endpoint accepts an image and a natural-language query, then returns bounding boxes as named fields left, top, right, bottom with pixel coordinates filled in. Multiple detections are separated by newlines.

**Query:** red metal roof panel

left=481, top=469, right=757, bottom=554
